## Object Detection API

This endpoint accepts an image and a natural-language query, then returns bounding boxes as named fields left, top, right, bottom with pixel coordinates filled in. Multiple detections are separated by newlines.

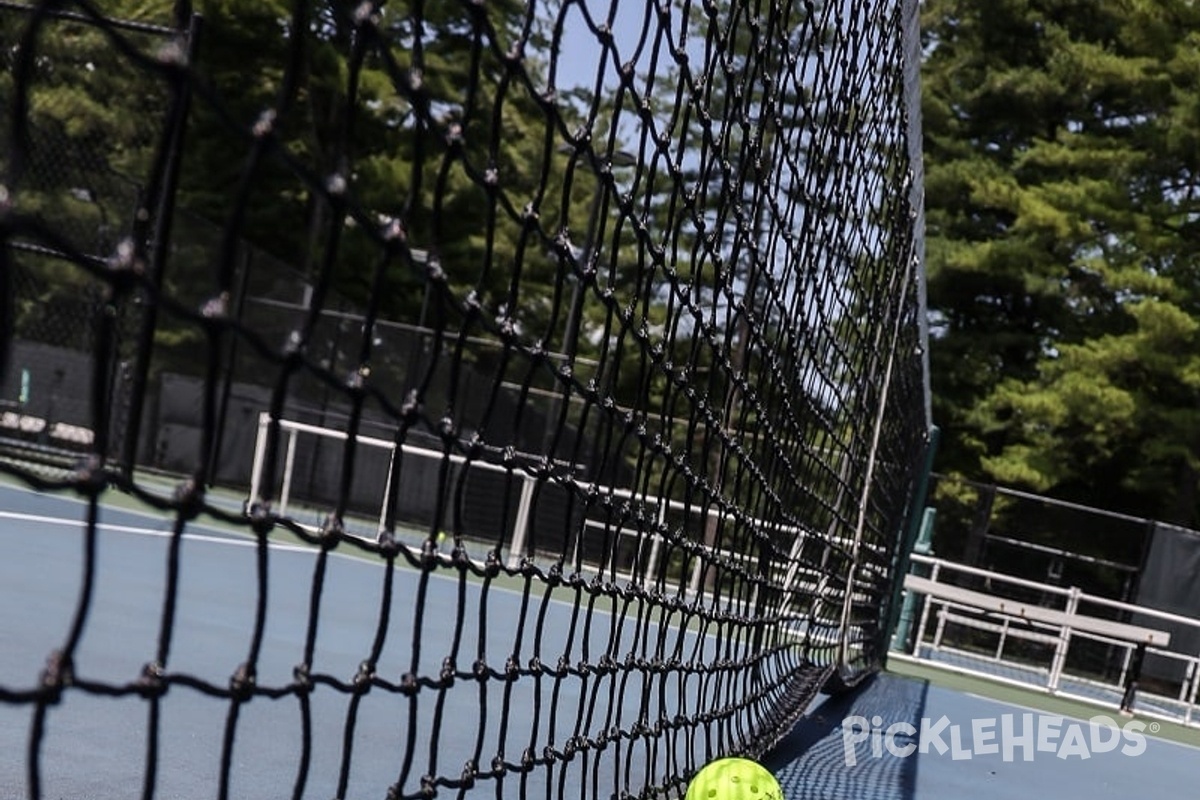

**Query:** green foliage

left=923, top=0, right=1200, bottom=523
left=1, top=0, right=176, bottom=258
left=179, top=0, right=591, bottom=333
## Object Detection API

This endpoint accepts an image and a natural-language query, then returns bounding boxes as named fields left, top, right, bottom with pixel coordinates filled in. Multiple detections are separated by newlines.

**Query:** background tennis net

left=0, top=0, right=931, bottom=797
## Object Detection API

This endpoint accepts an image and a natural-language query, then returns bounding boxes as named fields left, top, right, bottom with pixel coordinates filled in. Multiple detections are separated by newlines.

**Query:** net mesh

left=0, top=0, right=930, bottom=797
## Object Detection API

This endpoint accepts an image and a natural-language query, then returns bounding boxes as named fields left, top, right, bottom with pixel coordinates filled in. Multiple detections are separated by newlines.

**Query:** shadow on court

left=764, top=673, right=927, bottom=800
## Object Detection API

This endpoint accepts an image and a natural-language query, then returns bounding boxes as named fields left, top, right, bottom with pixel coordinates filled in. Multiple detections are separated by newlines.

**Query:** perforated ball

left=684, top=757, right=783, bottom=800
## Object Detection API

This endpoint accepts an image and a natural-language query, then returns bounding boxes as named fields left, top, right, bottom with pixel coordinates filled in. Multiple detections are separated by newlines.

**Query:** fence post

left=506, top=474, right=537, bottom=570
left=890, top=507, right=936, bottom=652
left=1048, top=586, right=1080, bottom=692
left=884, top=426, right=939, bottom=660
left=247, top=412, right=270, bottom=509
left=645, top=503, right=667, bottom=584
left=1119, top=642, right=1147, bottom=714
left=911, top=560, right=941, bottom=658
left=120, top=12, right=201, bottom=476
left=1185, top=653, right=1200, bottom=726
left=278, top=426, right=299, bottom=517
left=378, top=443, right=396, bottom=536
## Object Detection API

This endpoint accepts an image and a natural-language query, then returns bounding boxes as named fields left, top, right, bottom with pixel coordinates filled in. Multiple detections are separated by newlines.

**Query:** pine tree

left=923, top=0, right=1200, bottom=523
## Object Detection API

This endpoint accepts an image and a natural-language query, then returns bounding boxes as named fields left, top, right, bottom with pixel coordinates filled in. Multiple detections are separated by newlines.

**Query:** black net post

left=118, top=10, right=201, bottom=477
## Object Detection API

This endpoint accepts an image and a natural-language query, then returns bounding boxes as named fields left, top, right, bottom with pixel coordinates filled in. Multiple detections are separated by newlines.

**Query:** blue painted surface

left=4, top=481, right=1199, bottom=799
left=763, top=670, right=1200, bottom=800
left=0, top=482, right=717, bottom=798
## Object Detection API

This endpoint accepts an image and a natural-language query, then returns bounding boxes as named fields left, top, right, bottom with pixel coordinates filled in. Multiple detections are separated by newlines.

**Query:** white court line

left=0, top=508, right=642, bottom=624
left=0, top=510, right=314, bottom=555
left=960, top=691, right=1200, bottom=750
left=0, top=488, right=719, bottom=636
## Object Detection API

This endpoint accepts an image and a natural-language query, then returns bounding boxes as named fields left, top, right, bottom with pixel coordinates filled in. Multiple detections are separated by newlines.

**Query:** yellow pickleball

left=685, top=757, right=783, bottom=800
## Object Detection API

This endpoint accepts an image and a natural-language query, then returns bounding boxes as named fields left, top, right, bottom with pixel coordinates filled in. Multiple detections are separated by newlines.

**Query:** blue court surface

left=2, top=480, right=1198, bottom=799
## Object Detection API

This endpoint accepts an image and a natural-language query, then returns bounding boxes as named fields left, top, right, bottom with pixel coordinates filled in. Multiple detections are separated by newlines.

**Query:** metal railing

left=892, top=554, right=1200, bottom=727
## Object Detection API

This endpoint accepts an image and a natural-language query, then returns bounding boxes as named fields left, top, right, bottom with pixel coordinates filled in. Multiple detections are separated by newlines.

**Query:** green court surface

left=887, top=658, right=1200, bottom=748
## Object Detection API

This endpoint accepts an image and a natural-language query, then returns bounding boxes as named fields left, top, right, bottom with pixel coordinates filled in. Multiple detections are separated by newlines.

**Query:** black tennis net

left=0, top=0, right=931, bottom=797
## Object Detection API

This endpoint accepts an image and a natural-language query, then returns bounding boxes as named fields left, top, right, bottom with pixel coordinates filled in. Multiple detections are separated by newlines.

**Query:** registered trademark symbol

left=1149, top=723, right=1161, bottom=733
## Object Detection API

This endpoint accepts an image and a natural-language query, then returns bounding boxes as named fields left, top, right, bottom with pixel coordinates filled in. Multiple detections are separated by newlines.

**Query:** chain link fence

left=928, top=473, right=1154, bottom=602
left=0, top=2, right=185, bottom=468
left=922, top=473, right=1200, bottom=696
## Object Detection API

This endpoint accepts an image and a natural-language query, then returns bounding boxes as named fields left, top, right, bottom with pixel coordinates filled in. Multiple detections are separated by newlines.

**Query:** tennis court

left=0, top=478, right=730, bottom=798
left=9, top=0, right=1186, bottom=797
left=4, top=479, right=1200, bottom=799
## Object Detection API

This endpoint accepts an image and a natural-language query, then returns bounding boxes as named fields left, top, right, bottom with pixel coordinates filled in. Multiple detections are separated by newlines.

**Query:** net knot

left=318, top=514, right=344, bottom=550
left=483, top=549, right=502, bottom=578
left=400, top=390, right=422, bottom=425
left=246, top=500, right=274, bottom=535
left=292, top=663, right=312, bottom=692
left=173, top=478, right=204, bottom=521
left=107, top=237, right=141, bottom=275
left=70, top=455, right=108, bottom=496
left=40, top=650, right=74, bottom=698
left=251, top=108, right=276, bottom=138
left=229, top=662, right=255, bottom=701
left=552, top=228, right=573, bottom=258
left=420, top=536, right=439, bottom=568
left=353, top=661, right=374, bottom=693
left=156, top=38, right=188, bottom=66
left=376, top=530, right=400, bottom=558
left=200, top=292, right=229, bottom=320
left=352, top=1, right=377, bottom=25
left=137, top=661, right=167, bottom=698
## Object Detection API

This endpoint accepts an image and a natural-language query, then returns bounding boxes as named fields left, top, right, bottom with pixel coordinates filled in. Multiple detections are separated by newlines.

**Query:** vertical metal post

left=890, top=506, right=937, bottom=653
left=247, top=412, right=269, bottom=508
left=1048, top=586, right=1080, bottom=692
left=279, top=427, right=298, bottom=517
left=120, top=13, right=201, bottom=476
left=911, top=561, right=941, bottom=658
left=1184, top=654, right=1200, bottom=725
left=932, top=605, right=948, bottom=652
left=645, top=503, right=667, bottom=583
left=378, top=442, right=396, bottom=536
left=208, top=246, right=252, bottom=485
left=1117, top=644, right=1133, bottom=689
left=1119, top=642, right=1147, bottom=714
left=506, top=474, right=537, bottom=569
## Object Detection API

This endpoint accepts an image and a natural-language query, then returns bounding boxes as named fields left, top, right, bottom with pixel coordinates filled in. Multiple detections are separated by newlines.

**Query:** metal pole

left=506, top=474, right=538, bottom=569
left=889, top=507, right=937, bottom=653
left=208, top=246, right=252, bottom=485
left=1048, top=587, right=1081, bottom=692
left=884, top=426, right=940, bottom=658
left=120, top=13, right=201, bottom=476
left=247, top=412, right=269, bottom=509
left=279, top=426, right=298, bottom=518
